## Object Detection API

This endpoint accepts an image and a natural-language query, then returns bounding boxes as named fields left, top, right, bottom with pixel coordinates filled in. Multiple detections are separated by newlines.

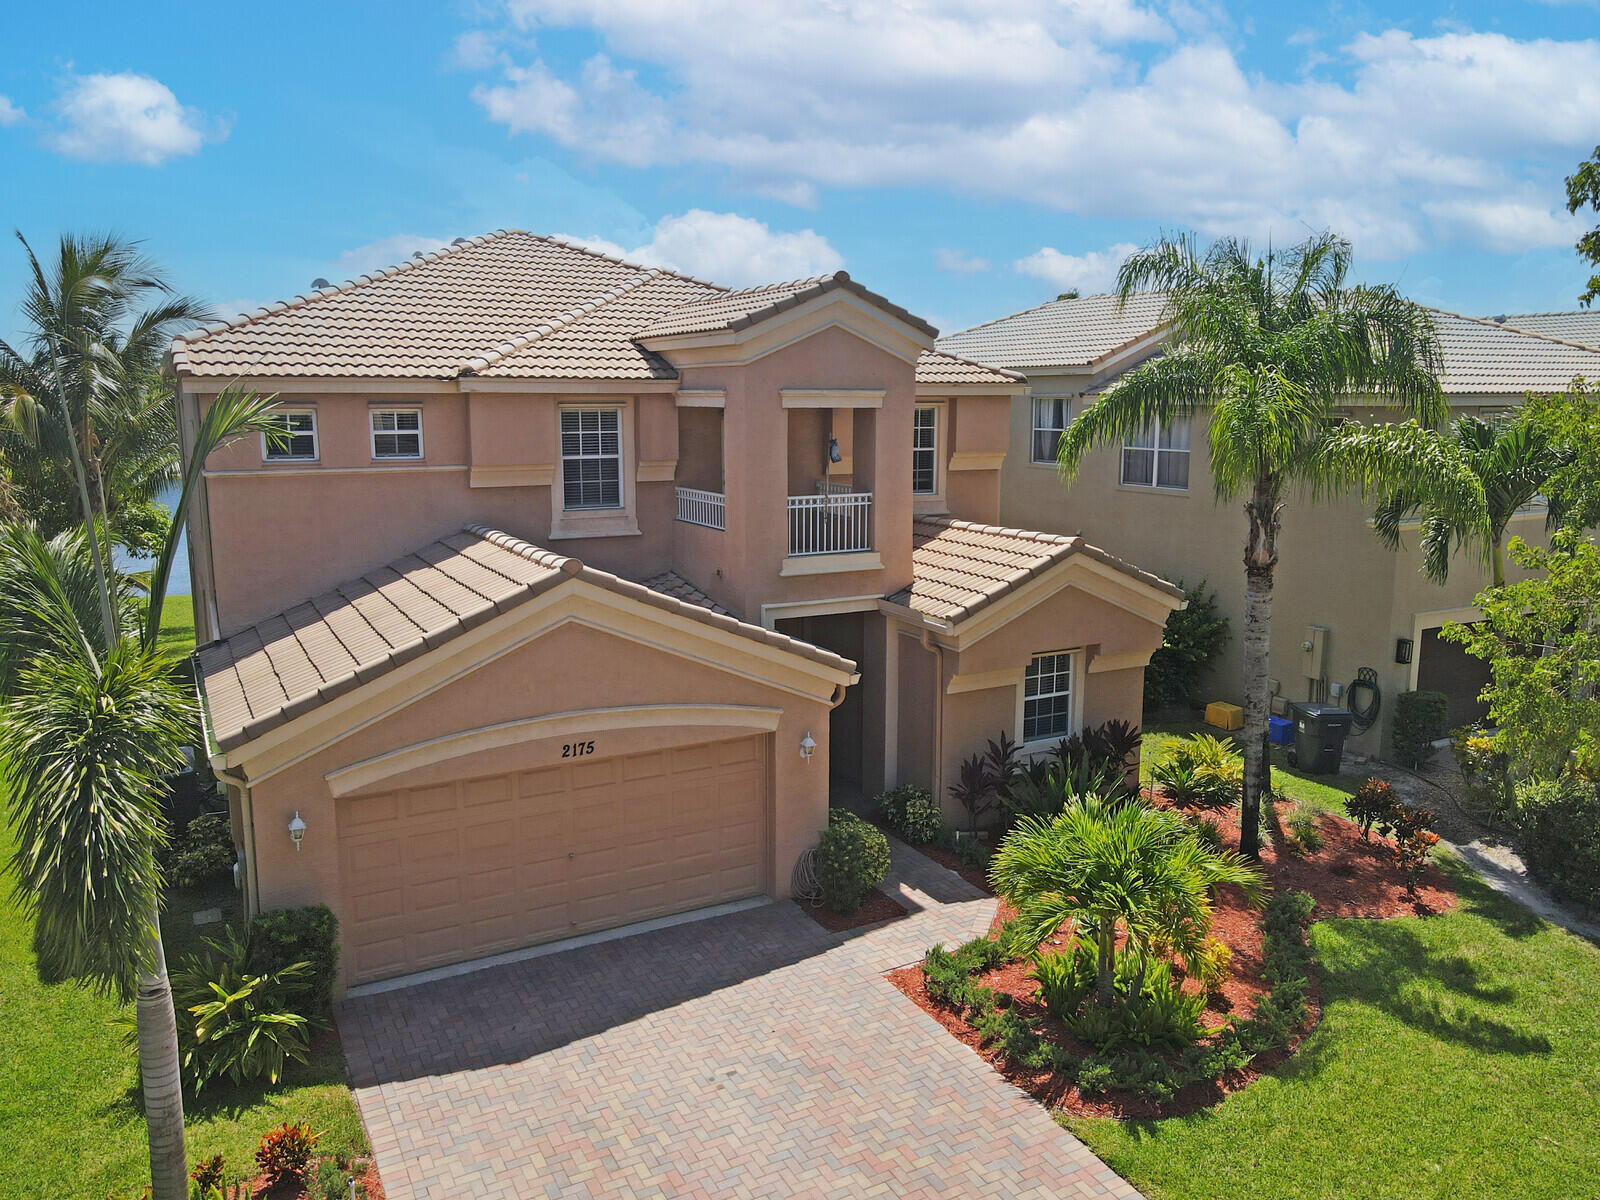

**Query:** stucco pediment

left=645, top=291, right=933, bottom=369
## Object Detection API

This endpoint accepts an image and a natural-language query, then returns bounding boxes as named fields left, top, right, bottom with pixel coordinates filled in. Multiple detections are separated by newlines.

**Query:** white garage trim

left=325, top=703, right=782, bottom=797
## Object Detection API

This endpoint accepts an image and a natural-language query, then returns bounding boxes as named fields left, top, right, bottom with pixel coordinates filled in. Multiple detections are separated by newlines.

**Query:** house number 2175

left=561, top=740, right=596, bottom=758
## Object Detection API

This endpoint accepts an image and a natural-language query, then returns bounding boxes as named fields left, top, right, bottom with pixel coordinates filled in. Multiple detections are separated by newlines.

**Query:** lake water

left=113, top=482, right=191, bottom=596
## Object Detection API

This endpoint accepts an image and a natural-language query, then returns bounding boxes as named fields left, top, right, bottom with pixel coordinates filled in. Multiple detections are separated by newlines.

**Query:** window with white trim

left=370, top=408, right=422, bottom=459
left=1032, top=396, right=1069, bottom=464
left=560, top=407, right=622, bottom=510
left=1023, top=651, right=1074, bottom=742
left=262, top=410, right=317, bottom=461
left=912, top=405, right=938, bottom=494
left=1121, top=418, right=1190, bottom=490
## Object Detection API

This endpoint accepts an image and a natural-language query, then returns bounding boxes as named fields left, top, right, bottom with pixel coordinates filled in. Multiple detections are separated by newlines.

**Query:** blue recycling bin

left=1268, top=715, right=1294, bottom=746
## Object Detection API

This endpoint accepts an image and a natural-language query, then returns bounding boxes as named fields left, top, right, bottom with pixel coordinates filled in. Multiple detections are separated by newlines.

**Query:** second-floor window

left=1032, top=396, right=1069, bottom=464
left=912, top=406, right=938, bottom=495
left=370, top=408, right=422, bottom=459
left=1121, top=418, right=1190, bottom=490
left=262, top=410, right=317, bottom=461
left=561, top=407, right=622, bottom=510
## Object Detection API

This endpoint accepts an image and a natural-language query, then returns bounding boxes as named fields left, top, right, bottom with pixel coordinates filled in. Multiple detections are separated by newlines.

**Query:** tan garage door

left=338, top=735, right=767, bottom=985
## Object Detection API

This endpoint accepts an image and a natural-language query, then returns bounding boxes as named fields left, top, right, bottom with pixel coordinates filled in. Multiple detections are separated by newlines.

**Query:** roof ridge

left=919, top=345, right=1027, bottom=382
left=928, top=516, right=1080, bottom=547
left=940, top=290, right=1161, bottom=341
left=1428, top=307, right=1600, bottom=354
left=1496, top=310, right=1598, bottom=319
left=464, top=525, right=581, bottom=575
left=176, top=230, right=516, bottom=347
left=458, top=269, right=667, bottom=375
left=539, top=234, right=731, bottom=292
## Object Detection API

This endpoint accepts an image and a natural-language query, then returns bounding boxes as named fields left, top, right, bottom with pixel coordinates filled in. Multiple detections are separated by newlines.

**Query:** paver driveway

left=339, top=842, right=1141, bottom=1199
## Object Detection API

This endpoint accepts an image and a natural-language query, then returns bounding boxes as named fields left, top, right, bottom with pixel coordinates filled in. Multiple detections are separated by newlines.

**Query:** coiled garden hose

left=1347, top=667, right=1381, bottom=733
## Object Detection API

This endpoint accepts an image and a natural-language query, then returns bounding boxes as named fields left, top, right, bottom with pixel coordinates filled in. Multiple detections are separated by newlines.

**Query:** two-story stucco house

left=938, top=294, right=1600, bottom=756
left=172, top=231, right=1182, bottom=990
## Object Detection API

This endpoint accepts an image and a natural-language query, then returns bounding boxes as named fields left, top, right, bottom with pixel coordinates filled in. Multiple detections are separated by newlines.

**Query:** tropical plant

left=172, top=927, right=319, bottom=1092
left=0, top=233, right=207, bottom=545
left=1057, top=232, right=1484, bottom=856
left=254, top=1122, right=320, bottom=1190
left=1344, top=778, right=1397, bottom=839
left=1152, top=733, right=1243, bottom=808
left=949, top=753, right=999, bottom=835
left=873, top=783, right=941, bottom=844
left=1372, top=410, right=1574, bottom=588
left=166, top=811, right=236, bottom=890
left=1444, top=532, right=1600, bottom=782
left=0, top=257, right=280, bottom=1197
left=1284, top=807, right=1324, bottom=855
left=989, top=795, right=1267, bottom=1008
left=247, top=904, right=341, bottom=1016
left=1143, top=580, right=1230, bottom=709
left=1376, top=804, right=1441, bottom=898
left=1515, top=775, right=1600, bottom=909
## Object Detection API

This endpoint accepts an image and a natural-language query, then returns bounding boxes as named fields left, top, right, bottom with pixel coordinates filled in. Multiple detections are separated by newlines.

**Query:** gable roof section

left=936, top=292, right=1169, bottom=370
left=635, top=271, right=938, bottom=341
left=171, top=231, right=725, bottom=380
left=1491, top=311, right=1600, bottom=350
left=197, top=526, right=851, bottom=752
left=890, top=516, right=1183, bottom=625
left=915, top=348, right=1025, bottom=388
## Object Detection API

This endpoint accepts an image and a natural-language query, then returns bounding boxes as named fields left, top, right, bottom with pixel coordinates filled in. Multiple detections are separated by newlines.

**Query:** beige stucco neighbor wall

left=235, top=620, right=834, bottom=992
left=1000, top=393, right=1542, bottom=755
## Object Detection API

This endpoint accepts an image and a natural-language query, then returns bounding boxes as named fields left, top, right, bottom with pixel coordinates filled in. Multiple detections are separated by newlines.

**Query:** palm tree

left=1057, top=233, right=1486, bottom=856
left=1373, top=410, right=1575, bottom=588
left=0, top=358, right=279, bottom=1196
left=989, top=795, right=1266, bottom=1007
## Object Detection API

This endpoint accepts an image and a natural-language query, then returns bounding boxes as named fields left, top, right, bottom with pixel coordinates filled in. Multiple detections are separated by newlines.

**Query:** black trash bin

left=1287, top=703, right=1354, bottom=775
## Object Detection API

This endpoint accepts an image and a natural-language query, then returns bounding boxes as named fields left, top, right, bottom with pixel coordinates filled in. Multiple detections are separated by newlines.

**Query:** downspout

left=921, top=627, right=946, bottom=805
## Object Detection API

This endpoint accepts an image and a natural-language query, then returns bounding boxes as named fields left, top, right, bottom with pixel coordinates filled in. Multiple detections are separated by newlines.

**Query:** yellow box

left=1204, top=701, right=1245, bottom=731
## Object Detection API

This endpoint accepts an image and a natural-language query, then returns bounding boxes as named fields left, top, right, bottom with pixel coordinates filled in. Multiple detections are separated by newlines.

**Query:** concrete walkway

left=339, top=838, right=1140, bottom=1200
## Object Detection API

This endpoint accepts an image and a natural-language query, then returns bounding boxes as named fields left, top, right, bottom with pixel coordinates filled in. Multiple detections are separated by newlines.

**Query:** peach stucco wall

left=240, top=620, right=833, bottom=991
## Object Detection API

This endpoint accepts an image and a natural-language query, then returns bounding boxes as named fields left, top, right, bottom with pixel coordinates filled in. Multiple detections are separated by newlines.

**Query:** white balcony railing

left=788, top=491, right=872, bottom=556
left=675, top=486, right=726, bottom=530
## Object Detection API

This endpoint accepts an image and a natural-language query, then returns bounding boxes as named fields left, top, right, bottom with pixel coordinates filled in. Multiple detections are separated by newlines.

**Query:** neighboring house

left=938, top=295, right=1600, bottom=754
left=171, top=231, right=1182, bottom=990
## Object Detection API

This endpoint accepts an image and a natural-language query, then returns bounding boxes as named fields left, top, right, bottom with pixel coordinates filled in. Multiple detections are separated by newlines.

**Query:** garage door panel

left=340, top=735, right=767, bottom=984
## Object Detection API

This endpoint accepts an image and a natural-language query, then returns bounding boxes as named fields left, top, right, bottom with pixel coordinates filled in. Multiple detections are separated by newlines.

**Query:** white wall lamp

left=800, top=732, right=817, bottom=763
left=288, top=811, right=307, bottom=852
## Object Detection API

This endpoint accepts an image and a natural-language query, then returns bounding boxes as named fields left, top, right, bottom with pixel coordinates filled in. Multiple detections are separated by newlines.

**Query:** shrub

left=1153, top=733, right=1242, bottom=808
left=815, top=808, right=890, bottom=913
left=248, top=904, right=340, bottom=1015
left=173, top=927, right=319, bottom=1092
left=1188, top=815, right=1223, bottom=851
left=1143, top=580, right=1230, bottom=710
left=190, top=1154, right=226, bottom=1192
left=1516, top=776, right=1600, bottom=909
left=1066, top=957, right=1208, bottom=1053
left=949, top=753, right=999, bottom=834
left=1392, top=690, right=1449, bottom=768
left=1344, top=778, right=1397, bottom=839
left=1376, top=804, right=1441, bottom=897
left=1188, top=938, right=1232, bottom=994
left=874, top=784, right=942, bottom=845
left=1030, top=940, right=1098, bottom=1021
left=1452, top=724, right=1513, bottom=822
left=168, top=810, right=236, bottom=890
left=1051, top=720, right=1143, bottom=789
left=313, top=1159, right=364, bottom=1200
left=1285, top=807, right=1323, bottom=855
left=255, top=1122, right=319, bottom=1189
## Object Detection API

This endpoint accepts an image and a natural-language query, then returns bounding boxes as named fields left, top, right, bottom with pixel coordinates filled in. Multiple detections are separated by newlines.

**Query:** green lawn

left=155, top=596, right=197, bottom=660
left=1067, top=723, right=1600, bottom=1198
left=0, top=784, right=367, bottom=1199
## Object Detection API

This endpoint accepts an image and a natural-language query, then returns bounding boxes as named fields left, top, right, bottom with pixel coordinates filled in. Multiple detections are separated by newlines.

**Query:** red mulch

left=915, top=842, right=994, bottom=895
left=797, top=887, right=909, bottom=932
left=889, top=794, right=1457, bottom=1120
left=242, top=1157, right=384, bottom=1200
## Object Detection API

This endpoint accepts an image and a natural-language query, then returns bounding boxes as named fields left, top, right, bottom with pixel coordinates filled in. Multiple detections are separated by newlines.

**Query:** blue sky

left=2, top=0, right=1598, bottom=345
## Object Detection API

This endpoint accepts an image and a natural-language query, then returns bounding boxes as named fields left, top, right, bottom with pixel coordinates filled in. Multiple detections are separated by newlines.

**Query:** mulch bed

left=797, top=887, right=909, bottom=932
left=242, top=1157, right=384, bottom=1200
left=915, top=842, right=994, bottom=895
left=889, top=793, right=1457, bottom=1120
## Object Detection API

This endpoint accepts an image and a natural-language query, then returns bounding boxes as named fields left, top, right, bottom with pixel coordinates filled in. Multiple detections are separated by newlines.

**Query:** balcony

left=788, top=491, right=872, bottom=556
left=675, top=486, right=726, bottom=530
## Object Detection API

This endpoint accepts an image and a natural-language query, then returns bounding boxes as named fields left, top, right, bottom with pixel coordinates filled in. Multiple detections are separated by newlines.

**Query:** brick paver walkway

left=339, top=839, right=1141, bottom=1199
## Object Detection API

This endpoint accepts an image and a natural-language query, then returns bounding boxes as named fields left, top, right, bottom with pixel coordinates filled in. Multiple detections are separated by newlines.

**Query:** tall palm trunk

left=1239, top=477, right=1282, bottom=860
left=135, top=913, right=187, bottom=1200
left=1094, top=916, right=1117, bottom=1007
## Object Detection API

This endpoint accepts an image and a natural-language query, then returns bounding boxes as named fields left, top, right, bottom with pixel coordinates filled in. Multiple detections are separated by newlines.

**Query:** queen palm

left=1058, top=233, right=1485, bottom=857
left=0, top=230, right=282, bottom=1200
left=989, top=795, right=1266, bottom=1007
left=1373, top=410, right=1574, bottom=588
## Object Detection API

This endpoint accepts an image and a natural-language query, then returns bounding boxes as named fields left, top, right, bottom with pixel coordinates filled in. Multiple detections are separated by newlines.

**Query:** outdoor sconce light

left=1394, top=637, right=1414, bottom=665
left=800, top=732, right=817, bottom=763
left=288, top=811, right=307, bottom=851
left=828, top=437, right=842, bottom=464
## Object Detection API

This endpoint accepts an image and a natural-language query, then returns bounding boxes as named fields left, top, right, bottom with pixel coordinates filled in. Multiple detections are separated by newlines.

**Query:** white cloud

left=0, top=95, right=23, bottom=126
left=50, top=72, right=221, bottom=165
left=450, top=30, right=507, bottom=70
left=560, top=210, right=843, bottom=286
left=935, top=248, right=990, bottom=275
left=1015, top=243, right=1138, bottom=294
left=467, top=4, right=1599, bottom=258
left=332, top=235, right=453, bottom=280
